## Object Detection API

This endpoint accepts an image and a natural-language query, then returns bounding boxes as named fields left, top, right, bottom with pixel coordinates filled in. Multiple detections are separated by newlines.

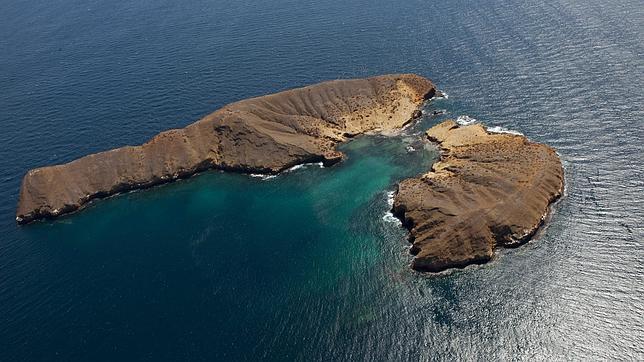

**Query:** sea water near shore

left=1, top=0, right=642, bottom=360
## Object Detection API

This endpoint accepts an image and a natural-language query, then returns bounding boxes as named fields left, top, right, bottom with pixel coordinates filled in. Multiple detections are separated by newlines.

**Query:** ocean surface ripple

left=0, top=0, right=642, bottom=360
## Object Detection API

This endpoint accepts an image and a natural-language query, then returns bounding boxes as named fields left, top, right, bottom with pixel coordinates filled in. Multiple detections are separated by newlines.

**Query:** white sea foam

left=285, top=162, right=324, bottom=173
left=382, top=191, right=402, bottom=225
left=455, top=115, right=523, bottom=136
left=456, top=115, right=478, bottom=125
left=486, top=126, right=524, bottom=136
left=286, top=164, right=305, bottom=172
left=382, top=213, right=401, bottom=224
left=249, top=161, right=324, bottom=180
left=386, top=191, right=395, bottom=207
left=249, top=173, right=277, bottom=180
left=432, top=90, right=449, bottom=100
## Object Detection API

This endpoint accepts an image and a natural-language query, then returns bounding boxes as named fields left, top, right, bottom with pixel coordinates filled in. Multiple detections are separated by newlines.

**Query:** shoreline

left=392, top=120, right=565, bottom=272
left=17, top=74, right=435, bottom=224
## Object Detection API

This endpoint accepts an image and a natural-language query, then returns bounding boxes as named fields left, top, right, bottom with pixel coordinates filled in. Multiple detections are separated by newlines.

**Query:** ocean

left=0, top=0, right=642, bottom=360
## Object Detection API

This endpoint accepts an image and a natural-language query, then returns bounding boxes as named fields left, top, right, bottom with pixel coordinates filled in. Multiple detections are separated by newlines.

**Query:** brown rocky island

left=16, top=74, right=564, bottom=273
left=17, top=74, right=436, bottom=224
left=392, top=120, right=564, bottom=272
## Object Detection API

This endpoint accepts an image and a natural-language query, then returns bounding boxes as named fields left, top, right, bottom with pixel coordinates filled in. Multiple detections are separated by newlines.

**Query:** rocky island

left=16, top=74, right=564, bottom=273
left=392, top=120, right=564, bottom=272
left=16, top=74, right=435, bottom=224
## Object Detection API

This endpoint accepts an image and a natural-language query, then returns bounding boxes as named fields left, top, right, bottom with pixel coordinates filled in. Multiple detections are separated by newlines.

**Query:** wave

left=486, top=126, right=524, bottom=136
left=382, top=191, right=402, bottom=225
left=386, top=191, right=395, bottom=207
left=248, top=161, right=324, bottom=181
left=456, top=115, right=478, bottom=125
left=432, top=90, right=449, bottom=100
left=454, top=115, right=523, bottom=136
left=249, top=173, right=277, bottom=180
left=285, top=162, right=324, bottom=173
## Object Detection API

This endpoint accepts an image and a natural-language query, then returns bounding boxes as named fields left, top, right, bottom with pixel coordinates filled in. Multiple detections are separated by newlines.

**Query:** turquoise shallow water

left=1, top=0, right=643, bottom=360
left=4, top=128, right=441, bottom=360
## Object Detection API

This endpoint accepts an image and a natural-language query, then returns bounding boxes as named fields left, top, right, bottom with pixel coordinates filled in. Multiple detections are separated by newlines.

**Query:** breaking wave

left=486, top=126, right=524, bottom=136
left=456, top=115, right=478, bottom=125
left=432, top=90, right=449, bottom=100
left=248, top=162, right=324, bottom=181
left=249, top=173, right=277, bottom=180
left=285, top=162, right=324, bottom=173
left=382, top=191, right=402, bottom=225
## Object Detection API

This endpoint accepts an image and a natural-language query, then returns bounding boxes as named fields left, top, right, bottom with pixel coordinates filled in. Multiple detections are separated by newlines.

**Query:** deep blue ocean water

left=1, top=0, right=642, bottom=360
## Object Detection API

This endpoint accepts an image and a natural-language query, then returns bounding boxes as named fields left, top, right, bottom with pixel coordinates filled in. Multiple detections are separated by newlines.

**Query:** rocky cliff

left=392, top=120, right=564, bottom=272
left=17, top=74, right=435, bottom=224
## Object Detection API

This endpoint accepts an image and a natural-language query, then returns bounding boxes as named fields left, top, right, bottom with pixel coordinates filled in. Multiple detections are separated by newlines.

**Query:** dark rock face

left=393, top=120, right=564, bottom=272
left=17, top=74, right=435, bottom=224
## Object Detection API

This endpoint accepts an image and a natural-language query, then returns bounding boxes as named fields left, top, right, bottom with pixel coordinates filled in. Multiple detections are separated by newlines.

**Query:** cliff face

left=393, top=120, right=564, bottom=272
left=17, top=74, right=435, bottom=224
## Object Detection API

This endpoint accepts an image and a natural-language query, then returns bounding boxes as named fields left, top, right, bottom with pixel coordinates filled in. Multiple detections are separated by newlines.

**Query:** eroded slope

left=17, top=74, right=435, bottom=223
left=393, top=120, right=564, bottom=272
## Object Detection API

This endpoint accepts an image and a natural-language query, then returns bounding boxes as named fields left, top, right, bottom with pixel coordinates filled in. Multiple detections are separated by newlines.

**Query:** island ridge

left=17, top=74, right=435, bottom=224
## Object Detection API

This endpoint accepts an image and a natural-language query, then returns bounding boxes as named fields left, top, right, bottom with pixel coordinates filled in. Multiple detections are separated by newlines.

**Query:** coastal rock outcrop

left=392, top=120, right=564, bottom=272
left=17, top=74, right=435, bottom=224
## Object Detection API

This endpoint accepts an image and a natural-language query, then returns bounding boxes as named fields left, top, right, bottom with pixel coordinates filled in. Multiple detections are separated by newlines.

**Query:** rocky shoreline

left=16, top=74, right=435, bottom=224
left=392, top=120, right=564, bottom=272
left=16, top=75, right=564, bottom=275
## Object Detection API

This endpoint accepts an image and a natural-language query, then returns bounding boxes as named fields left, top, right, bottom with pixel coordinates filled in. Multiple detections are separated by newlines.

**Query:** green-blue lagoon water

left=6, top=128, right=446, bottom=360
left=1, top=0, right=642, bottom=359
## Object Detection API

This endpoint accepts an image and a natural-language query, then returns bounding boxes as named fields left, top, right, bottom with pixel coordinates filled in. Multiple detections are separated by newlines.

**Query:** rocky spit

left=16, top=74, right=435, bottom=224
left=392, top=120, right=564, bottom=272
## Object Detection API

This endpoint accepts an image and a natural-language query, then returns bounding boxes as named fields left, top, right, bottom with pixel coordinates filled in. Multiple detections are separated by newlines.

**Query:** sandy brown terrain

left=17, top=74, right=435, bottom=224
left=393, top=120, right=564, bottom=272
